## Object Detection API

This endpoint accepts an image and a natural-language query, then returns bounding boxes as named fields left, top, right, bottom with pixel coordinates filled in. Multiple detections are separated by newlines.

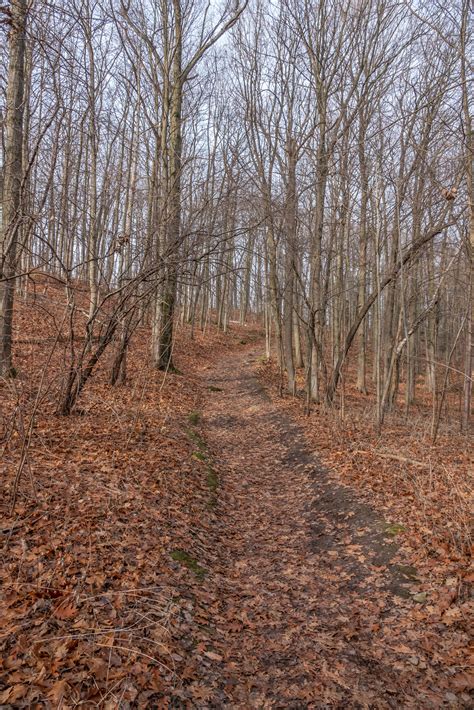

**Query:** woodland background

left=0, top=0, right=472, bottom=706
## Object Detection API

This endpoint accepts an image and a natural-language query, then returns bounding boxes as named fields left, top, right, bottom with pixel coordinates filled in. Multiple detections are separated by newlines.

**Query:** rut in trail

left=187, top=347, right=460, bottom=709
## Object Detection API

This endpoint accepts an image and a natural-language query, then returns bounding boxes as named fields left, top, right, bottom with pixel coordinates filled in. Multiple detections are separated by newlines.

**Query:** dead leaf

left=48, top=679, right=68, bottom=705
left=451, top=673, right=474, bottom=691
left=203, top=651, right=223, bottom=662
left=413, top=592, right=428, bottom=603
left=54, top=601, right=78, bottom=620
left=0, top=685, right=28, bottom=704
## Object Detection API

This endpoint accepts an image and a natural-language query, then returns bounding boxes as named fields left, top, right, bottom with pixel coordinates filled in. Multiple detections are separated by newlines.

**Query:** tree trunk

left=461, top=0, right=473, bottom=432
left=155, top=1, right=182, bottom=371
left=283, top=137, right=297, bottom=395
left=356, top=110, right=369, bottom=393
left=0, top=0, right=27, bottom=378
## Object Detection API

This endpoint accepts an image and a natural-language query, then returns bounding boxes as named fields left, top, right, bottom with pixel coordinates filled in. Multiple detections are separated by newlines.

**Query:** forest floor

left=1, top=284, right=472, bottom=707
left=185, top=343, right=472, bottom=708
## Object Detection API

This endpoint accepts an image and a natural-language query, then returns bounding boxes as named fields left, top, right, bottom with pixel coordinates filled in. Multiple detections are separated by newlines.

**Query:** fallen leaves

left=0, top=684, right=29, bottom=704
left=412, top=592, right=428, bottom=603
left=1, top=283, right=240, bottom=706
left=203, top=651, right=223, bottom=662
left=253, top=355, right=472, bottom=707
left=452, top=672, right=474, bottom=692
left=53, top=600, right=78, bottom=620
left=1, top=284, right=471, bottom=706
left=47, top=679, right=68, bottom=705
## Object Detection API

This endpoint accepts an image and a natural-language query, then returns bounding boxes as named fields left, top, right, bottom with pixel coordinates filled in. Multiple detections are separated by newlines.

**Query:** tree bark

left=0, top=0, right=27, bottom=378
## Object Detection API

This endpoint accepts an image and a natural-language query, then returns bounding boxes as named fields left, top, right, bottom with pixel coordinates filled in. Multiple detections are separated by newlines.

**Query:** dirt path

left=188, top=347, right=463, bottom=708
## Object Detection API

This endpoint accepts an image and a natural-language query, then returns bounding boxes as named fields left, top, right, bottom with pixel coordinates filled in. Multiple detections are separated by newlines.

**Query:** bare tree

left=0, top=0, right=27, bottom=378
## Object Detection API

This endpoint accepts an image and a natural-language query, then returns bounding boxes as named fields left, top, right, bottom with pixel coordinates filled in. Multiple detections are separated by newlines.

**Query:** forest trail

left=192, top=345, right=454, bottom=708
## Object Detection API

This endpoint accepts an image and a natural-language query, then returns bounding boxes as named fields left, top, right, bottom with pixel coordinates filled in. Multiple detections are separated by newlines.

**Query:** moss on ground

left=170, top=550, right=206, bottom=581
left=207, top=467, right=218, bottom=493
left=205, top=467, right=219, bottom=509
left=187, top=428, right=206, bottom=451
left=186, top=414, right=219, bottom=507
left=384, top=522, right=406, bottom=536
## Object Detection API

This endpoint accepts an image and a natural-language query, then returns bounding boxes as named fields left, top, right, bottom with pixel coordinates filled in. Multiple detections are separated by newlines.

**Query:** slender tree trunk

left=309, top=131, right=328, bottom=402
left=356, top=111, right=369, bottom=393
left=283, top=137, right=297, bottom=395
left=155, top=2, right=182, bottom=371
left=461, top=0, right=473, bottom=432
left=0, top=0, right=26, bottom=378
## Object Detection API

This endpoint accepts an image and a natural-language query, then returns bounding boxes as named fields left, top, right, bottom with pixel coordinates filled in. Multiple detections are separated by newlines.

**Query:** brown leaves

left=203, top=651, right=223, bottom=662
left=1, top=293, right=261, bottom=706
left=451, top=672, right=474, bottom=692
left=0, top=685, right=28, bottom=704
left=1, top=302, right=471, bottom=707
left=188, top=684, right=215, bottom=702
left=442, top=187, right=457, bottom=201
left=53, top=600, right=78, bottom=620
left=47, top=679, right=68, bottom=705
left=251, top=353, right=472, bottom=706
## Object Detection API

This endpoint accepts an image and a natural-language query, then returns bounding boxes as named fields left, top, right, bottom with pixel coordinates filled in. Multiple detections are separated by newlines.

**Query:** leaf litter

left=1, top=284, right=472, bottom=707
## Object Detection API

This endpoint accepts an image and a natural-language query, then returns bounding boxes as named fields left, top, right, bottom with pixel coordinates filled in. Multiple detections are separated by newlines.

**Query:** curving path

left=186, top=346, right=461, bottom=708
